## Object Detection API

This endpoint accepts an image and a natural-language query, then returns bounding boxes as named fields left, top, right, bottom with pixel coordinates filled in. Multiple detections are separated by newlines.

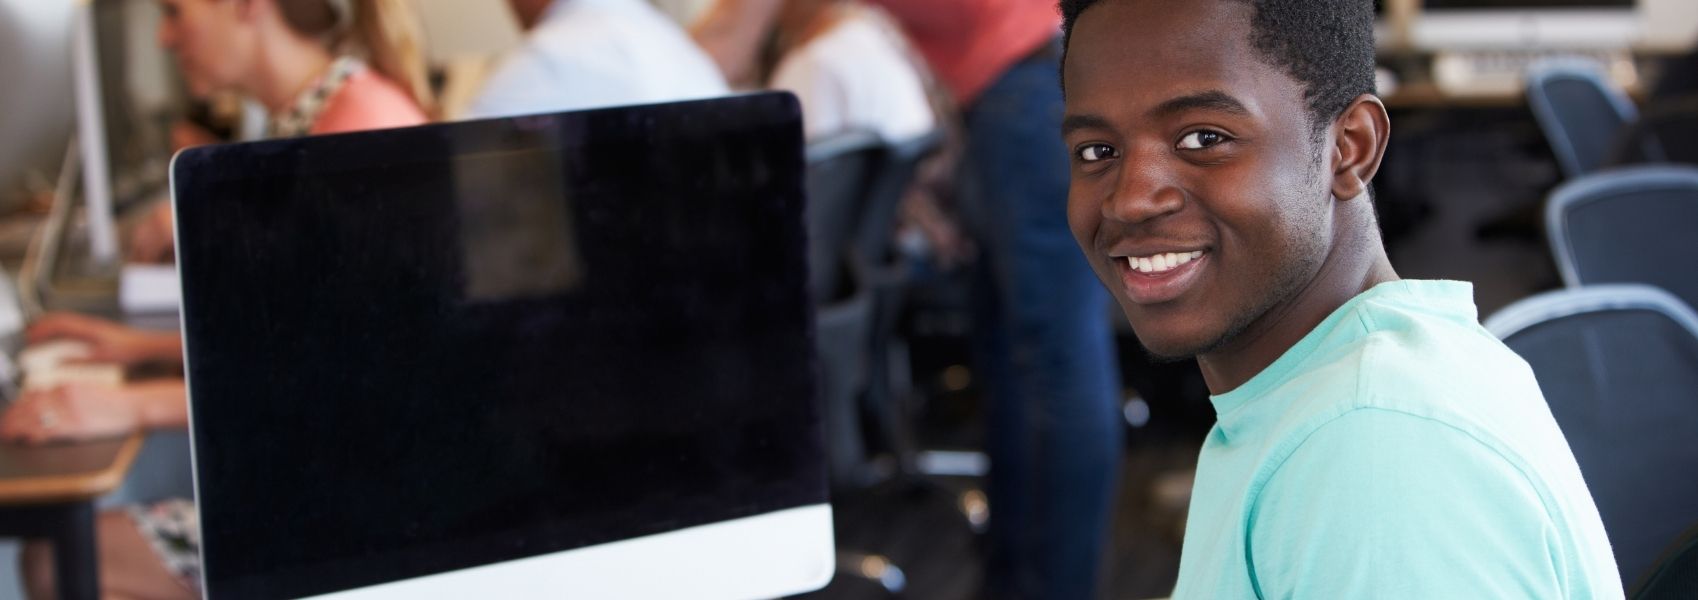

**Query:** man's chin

left=1130, top=331, right=1210, bottom=364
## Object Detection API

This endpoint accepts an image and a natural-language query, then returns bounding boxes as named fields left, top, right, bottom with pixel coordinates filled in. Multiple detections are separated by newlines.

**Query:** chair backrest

left=1633, top=521, right=1698, bottom=600
left=1485, top=285, right=1698, bottom=586
left=804, top=131, right=884, bottom=301
left=1526, top=58, right=1641, bottom=179
left=1545, top=165, right=1698, bottom=310
left=852, top=130, right=945, bottom=272
left=1607, top=95, right=1698, bottom=167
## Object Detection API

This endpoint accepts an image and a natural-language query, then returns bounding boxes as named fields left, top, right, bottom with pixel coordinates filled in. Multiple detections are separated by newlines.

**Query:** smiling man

left=1059, top=0, right=1624, bottom=597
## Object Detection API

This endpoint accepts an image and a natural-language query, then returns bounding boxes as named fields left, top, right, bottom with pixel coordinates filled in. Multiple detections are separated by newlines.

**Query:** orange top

left=308, top=69, right=429, bottom=135
left=862, top=0, right=1060, bottom=105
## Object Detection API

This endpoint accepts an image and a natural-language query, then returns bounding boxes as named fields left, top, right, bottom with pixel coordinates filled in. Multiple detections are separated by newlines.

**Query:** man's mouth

left=1124, top=251, right=1204, bottom=274
left=1111, top=249, right=1211, bottom=305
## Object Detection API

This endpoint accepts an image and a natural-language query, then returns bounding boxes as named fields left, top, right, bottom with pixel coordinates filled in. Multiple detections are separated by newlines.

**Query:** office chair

left=804, top=131, right=906, bottom=595
left=1632, top=521, right=1698, bottom=600
left=804, top=130, right=886, bottom=486
left=1606, top=94, right=1698, bottom=168
left=1485, top=285, right=1698, bottom=589
left=1545, top=165, right=1698, bottom=311
left=851, top=130, right=946, bottom=474
left=1526, top=58, right=1644, bottom=179
left=804, top=131, right=885, bottom=302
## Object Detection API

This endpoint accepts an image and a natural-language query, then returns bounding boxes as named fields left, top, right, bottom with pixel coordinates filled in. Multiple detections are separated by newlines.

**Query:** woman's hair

left=274, top=0, right=434, bottom=113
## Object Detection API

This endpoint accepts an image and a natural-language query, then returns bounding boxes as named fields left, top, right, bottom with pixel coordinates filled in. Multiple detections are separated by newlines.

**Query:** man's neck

left=1196, top=214, right=1399, bottom=395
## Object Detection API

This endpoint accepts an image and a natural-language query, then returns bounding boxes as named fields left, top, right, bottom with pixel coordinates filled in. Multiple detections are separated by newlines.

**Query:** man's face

left=1062, top=0, right=1338, bottom=359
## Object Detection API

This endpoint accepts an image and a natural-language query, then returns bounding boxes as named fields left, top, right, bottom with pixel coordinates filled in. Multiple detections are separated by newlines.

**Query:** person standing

left=872, top=6, right=1127, bottom=598
left=696, top=0, right=1126, bottom=597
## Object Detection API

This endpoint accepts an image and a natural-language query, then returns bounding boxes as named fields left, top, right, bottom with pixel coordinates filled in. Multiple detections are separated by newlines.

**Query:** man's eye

left=1077, top=144, right=1118, bottom=163
left=1177, top=130, right=1227, bottom=150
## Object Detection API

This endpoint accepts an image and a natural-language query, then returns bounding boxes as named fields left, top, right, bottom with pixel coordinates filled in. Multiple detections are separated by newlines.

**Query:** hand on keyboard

left=25, top=312, right=182, bottom=367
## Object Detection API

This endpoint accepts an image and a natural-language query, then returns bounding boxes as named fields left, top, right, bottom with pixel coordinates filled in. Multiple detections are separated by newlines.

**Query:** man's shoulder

left=1251, top=408, right=1552, bottom=556
left=1244, top=406, right=1619, bottom=598
left=1281, top=294, right=1542, bottom=424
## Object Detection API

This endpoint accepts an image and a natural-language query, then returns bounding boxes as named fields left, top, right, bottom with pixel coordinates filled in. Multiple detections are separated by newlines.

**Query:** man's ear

left=1328, top=94, right=1390, bottom=202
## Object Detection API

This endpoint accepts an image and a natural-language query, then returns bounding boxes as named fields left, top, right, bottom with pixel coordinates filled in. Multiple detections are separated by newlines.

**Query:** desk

left=0, top=433, right=143, bottom=600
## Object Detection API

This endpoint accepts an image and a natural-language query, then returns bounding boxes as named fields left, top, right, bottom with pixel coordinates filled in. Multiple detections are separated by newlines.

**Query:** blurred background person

left=847, top=3, right=1126, bottom=593
left=3, top=1, right=433, bottom=598
left=464, top=0, right=728, bottom=119
left=762, top=0, right=973, bottom=268
left=868, top=6, right=1125, bottom=599
left=764, top=0, right=933, bottom=143
left=128, top=0, right=433, bottom=264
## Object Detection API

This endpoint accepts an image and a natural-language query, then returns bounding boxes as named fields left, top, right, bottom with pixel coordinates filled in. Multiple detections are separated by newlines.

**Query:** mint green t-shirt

left=1171, top=280, right=1623, bottom=599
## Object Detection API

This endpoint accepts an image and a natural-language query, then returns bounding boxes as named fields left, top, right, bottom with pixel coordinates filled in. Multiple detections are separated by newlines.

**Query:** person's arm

left=690, top=0, right=783, bottom=88
left=27, top=312, right=183, bottom=366
left=1247, top=409, right=1574, bottom=598
left=0, top=380, right=187, bottom=444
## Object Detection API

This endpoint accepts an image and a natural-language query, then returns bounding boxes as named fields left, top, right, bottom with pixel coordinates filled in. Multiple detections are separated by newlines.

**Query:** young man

left=1059, top=0, right=1623, bottom=597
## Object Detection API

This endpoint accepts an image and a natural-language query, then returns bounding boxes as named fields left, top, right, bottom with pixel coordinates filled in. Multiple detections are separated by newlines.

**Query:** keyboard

left=1431, top=50, right=1639, bottom=97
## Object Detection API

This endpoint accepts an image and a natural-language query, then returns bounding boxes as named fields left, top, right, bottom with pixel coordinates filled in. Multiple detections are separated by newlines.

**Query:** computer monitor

left=171, top=93, right=833, bottom=600
left=0, top=0, right=73, bottom=209
left=71, top=0, right=182, bottom=267
left=1413, top=0, right=1643, bottom=50
left=20, top=0, right=183, bottom=316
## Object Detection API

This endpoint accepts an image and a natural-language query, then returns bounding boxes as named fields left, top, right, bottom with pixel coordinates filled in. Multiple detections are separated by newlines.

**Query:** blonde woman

left=129, top=0, right=433, bottom=263
left=5, top=1, right=431, bottom=598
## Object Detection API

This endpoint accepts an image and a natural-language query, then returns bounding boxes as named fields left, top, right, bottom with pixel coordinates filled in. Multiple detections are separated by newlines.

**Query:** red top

left=862, top=0, right=1061, bottom=105
left=309, top=69, right=428, bottom=135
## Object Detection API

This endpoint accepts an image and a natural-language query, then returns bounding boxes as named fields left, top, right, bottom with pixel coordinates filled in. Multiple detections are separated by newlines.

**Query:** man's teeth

left=1126, top=251, right=1204, bottom=274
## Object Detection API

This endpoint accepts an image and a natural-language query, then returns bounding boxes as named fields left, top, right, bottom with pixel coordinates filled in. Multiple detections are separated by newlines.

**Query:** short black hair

left=1059, top=0, right=1377, bottom=136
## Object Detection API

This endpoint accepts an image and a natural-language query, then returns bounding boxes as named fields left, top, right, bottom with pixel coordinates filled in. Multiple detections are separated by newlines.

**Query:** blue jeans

left=964, top=39, right=1125, bottom=600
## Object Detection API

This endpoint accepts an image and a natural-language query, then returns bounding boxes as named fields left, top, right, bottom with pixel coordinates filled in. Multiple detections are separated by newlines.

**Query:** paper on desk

left=18, top=340, right=124, bottom=391
left=120, top=264, right=181, bottom=315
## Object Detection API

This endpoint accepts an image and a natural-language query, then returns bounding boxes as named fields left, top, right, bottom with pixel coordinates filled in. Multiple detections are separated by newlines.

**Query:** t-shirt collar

left=1205, top=279, right=1476, bottom=442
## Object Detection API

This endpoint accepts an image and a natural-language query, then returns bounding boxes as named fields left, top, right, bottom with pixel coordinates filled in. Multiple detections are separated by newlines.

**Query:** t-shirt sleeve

left=1247, top=409, right=1566, bottom=600
left=310, top=74, right=427, bottom=135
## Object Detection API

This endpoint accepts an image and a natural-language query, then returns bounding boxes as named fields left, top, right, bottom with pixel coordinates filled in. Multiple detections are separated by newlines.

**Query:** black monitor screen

left=1422, top=0, right=1632, bottom=8
left=172, top=93, right=825, bottom=600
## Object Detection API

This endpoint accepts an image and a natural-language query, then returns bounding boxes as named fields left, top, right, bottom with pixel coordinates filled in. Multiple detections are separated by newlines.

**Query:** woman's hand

left=27, top=312, right=183, bottom=367
left=0, top=384, right=142, bottom=444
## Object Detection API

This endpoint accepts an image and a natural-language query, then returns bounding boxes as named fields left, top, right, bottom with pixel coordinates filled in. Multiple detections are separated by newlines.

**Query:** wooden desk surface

left=1383, top=82, right=1528, bottom=110
left=0, top=433, right=144, bottom=504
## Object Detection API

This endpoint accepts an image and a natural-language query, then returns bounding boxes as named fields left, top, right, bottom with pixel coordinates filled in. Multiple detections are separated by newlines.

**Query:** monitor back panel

left=172, top=93, right=825, bottom=600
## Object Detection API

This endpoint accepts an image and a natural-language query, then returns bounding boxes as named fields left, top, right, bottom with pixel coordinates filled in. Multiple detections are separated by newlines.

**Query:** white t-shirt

left=768, top=13, right=937, bottom=143
left=466, top=0, right=729, bottom=119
